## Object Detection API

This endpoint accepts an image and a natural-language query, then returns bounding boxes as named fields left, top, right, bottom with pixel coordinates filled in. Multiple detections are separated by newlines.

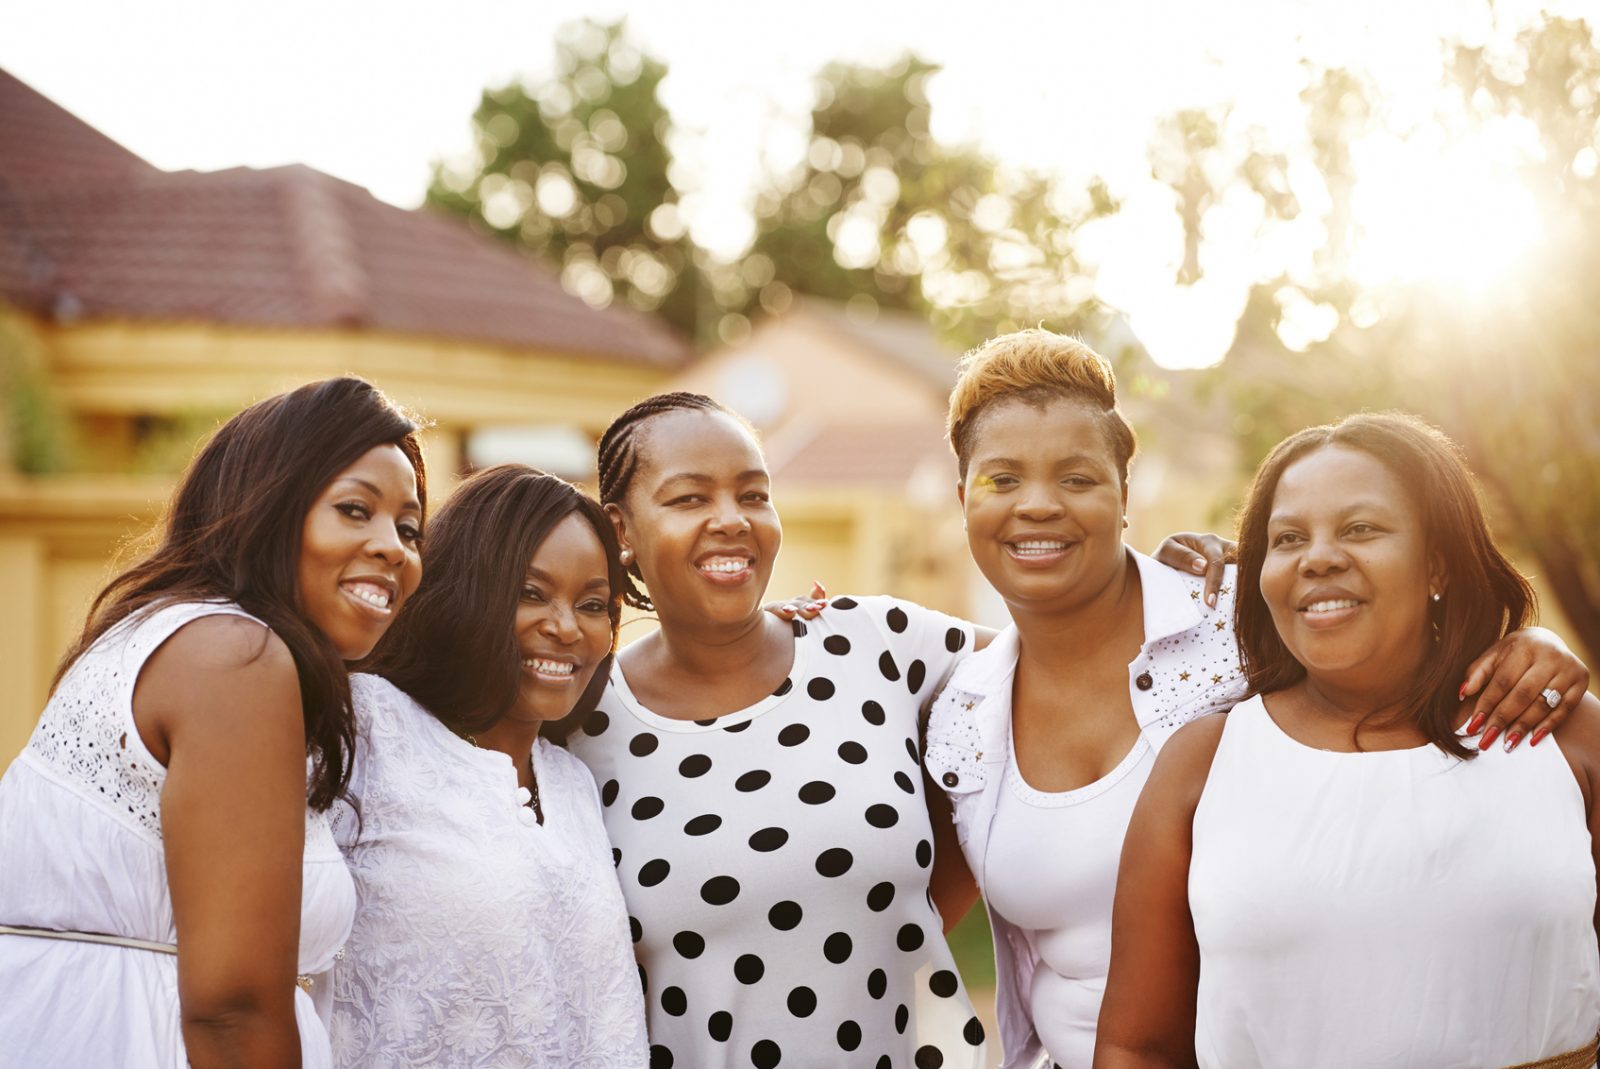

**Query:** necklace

left=456, top=729, right=544, bottom=824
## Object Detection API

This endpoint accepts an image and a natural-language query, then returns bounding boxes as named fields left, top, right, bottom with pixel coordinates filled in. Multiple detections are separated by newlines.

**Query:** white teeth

left=1011, top=540, right=1068, bottom=555
left=1303, top=599, right=1360, bottom=614
left=700, top=557, right=749, bottom=574
left=345, top=584, right=391, bottom=609
left=523, top=658, right=575, bottom=676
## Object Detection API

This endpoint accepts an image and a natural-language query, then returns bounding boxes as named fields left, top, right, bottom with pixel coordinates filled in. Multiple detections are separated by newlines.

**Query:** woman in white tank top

left=1097, top=413, right=1600, bottom=1069
left=0, top=378, right=426, bottom=1068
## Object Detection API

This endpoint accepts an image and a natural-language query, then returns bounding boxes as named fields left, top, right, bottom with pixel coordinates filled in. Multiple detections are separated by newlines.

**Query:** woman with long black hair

left=0, top=377, right=425, bottom=1069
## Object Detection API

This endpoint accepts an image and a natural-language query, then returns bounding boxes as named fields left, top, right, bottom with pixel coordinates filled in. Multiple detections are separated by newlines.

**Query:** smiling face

left=297, top=443, right=424, bottom=660
left=959, top=396, right=1128, bottom=614
left=613, top=408, right=780, bottom=629
left=510, top=511, right=616, bottom=724
left=1259, top=444, right=1440, bottom=685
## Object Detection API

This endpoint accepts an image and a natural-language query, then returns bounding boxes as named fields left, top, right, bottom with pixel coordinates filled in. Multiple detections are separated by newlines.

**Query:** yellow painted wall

left=0, top=317, right=677, bottom=772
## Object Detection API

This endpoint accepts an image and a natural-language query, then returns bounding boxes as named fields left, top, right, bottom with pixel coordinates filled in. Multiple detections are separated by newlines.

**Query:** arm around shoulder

left=1093, top=712, right=1229, bottom=1069
left=139, top=615, right=309, bottom=1069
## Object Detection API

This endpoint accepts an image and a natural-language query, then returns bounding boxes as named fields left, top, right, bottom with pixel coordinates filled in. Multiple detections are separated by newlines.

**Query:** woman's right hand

left=765, top=580, right=828, bottom=622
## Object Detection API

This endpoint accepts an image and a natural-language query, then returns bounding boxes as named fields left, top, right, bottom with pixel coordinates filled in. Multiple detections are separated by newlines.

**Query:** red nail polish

left=1530, top=728, right=1547, bottom=747
left=1458, top=684, right=1468, bottom=701
left=1504, top=731, right=1522, bottom=752
left=1479, top=725, right=1500, bottom=751
left=1465, top=712, right=1486, bottom=736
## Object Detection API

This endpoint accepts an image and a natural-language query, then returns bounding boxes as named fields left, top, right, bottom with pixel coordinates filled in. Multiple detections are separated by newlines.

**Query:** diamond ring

left=1542, top=687, right=1561, bottom=710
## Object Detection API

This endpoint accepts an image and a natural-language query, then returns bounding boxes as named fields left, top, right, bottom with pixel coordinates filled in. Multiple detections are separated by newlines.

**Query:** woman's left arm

left=924, top=779, right=979, bottom=932
left=1460, top=627, right=1591, bottom=751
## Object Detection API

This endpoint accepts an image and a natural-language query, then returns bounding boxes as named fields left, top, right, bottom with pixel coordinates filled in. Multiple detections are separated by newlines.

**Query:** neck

left=1296, top=671, right=1420, bottom=730
left=650, top=606, right=788, bottom=678
left=471, top=717, right=543, bottom=787
left=1010, top=549, right=1144, bottom=673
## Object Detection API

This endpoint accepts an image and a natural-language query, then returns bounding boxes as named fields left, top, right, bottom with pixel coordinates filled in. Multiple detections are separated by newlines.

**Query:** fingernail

left=1478, top=725, right=1501, bottom=751
left=1458, top=684, right=1468, bottom=701
left=1193, top=558, right=1206, bottom=573
left=1530, top=728, right=1548, bottom=747
left=1504, top=730, right=1522, bottom=753
left=807, top=601, right=823, bottom=611
left=1206, top=593, right=1217, bottom=609
left=1465, top=712, right=1486, bottom=735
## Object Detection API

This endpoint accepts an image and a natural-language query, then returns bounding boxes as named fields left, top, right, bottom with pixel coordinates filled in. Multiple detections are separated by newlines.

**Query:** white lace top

left=0, top=600, right=355, bottom=1069
left=329, top=674, right=646, bottom=1069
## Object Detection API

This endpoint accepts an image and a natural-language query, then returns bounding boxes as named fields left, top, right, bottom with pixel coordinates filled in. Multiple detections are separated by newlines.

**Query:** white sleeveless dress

left=0, top=601, right=357, bottom=1069
left=1189, top=695, right=1600, bottom=1069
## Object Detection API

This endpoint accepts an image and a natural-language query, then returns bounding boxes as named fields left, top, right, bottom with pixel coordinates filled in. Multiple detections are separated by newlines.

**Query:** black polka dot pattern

left=568, top=595, right=983, bottom=1066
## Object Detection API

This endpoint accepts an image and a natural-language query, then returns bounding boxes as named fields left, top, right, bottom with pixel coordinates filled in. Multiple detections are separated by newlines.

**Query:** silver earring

left=620, top=549, right=633, bottom=565
left=1431, top=592, right=1441, bottom=603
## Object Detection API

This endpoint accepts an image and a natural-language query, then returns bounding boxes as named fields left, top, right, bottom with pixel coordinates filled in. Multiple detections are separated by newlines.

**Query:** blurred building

left=0, top=69, right=690, bottom=763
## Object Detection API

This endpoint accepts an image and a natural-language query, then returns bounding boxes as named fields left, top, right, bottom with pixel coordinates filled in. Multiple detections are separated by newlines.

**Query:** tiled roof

left=798, top=299, right=959, bottom=393
left=770, top=418, right=955, bottom=487
left=0, top=70, right=689, bottom=367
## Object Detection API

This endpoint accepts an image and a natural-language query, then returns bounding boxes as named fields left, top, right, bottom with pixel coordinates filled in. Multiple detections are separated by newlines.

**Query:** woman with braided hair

left=566, top=392, right=994, bottom=1069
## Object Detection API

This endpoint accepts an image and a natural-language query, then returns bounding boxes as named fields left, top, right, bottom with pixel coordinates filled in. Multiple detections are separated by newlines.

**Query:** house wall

left=0, top=318, right=675, bottom=772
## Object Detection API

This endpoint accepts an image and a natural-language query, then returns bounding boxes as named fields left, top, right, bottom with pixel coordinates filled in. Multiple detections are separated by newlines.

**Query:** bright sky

left=3, top=0, right=1584, bottom=367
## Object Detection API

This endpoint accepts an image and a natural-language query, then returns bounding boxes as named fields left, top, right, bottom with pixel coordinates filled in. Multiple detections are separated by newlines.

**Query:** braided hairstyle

left=597, top=391, right=740, bottom=612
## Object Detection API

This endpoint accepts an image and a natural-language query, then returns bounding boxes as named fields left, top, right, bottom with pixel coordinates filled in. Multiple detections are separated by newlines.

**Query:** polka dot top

left=568, top=596, right=988, bottom=1069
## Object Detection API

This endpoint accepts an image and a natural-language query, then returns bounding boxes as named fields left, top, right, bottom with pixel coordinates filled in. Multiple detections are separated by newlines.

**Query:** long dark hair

left=1234, top=411, right=1534, bottom=758
left=56, top=377, right=426, bottom=809
left=363, top=465, right=625, bottom=735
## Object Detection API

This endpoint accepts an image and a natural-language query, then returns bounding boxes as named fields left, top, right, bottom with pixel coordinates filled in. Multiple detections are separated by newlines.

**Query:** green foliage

left=0, top=313, right=71, bottom=474
left=1187, top=17, right=1600, bottom=663
left=748, top=56, right=1117, bottom=348
left=426, top=20, right=702, bottom=334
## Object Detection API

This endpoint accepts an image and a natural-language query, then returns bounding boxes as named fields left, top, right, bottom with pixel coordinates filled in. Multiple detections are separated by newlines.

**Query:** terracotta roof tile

left=770, top=419, right=955, bottom=487
left=0, top=69, right=689, bottom=368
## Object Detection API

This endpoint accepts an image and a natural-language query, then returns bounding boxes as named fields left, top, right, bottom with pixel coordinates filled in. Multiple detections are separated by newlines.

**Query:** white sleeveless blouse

left=0, top=601, right=356, bottom=1069
left=1190, top=695, right=1600, bottom=1069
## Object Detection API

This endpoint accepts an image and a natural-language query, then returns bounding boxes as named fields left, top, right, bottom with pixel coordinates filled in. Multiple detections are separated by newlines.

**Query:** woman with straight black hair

left=0, top=376, right=426, bottom=1069
left=331, top=464, right=647, bottom=1069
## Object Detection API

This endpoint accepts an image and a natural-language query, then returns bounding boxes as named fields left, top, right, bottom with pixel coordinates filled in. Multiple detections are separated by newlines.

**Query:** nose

left=1298, top=531, right=1349, bottom=576
left=539, top=601, right=582, bottom=644
left=1012, top=482, right=1065, bottom=522
left=366, top=522, right=407, bottom=565
left=707, top=500, right=752, bottom=536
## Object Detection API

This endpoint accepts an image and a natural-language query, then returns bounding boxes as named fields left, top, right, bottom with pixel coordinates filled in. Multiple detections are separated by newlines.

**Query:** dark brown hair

left=363, top=464, right=625, bottom=735
left=57, top=377, right=426, bottom=809
left=1234, top=411, right=1534, bottom=758
left=596, top=390, right=744, bottom=612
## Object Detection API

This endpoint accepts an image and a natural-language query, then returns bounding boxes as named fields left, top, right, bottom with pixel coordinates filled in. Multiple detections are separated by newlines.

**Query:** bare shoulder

left=137, top=614, right=301, bottom=745
left=1553, top=693, right=1600, bottom=802
left=1142, top=711, right=1230, bottom=811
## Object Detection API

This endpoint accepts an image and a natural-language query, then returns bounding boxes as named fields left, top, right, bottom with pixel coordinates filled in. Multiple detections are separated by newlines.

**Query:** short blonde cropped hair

left=947, top=328, right=1137, bottom=483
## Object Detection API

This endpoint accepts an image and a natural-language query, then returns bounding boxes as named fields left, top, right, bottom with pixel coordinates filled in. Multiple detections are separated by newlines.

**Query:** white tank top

left=985, top=734, right=1156, bottom=1069
left=1190, top=695, right=1600, bottom=1069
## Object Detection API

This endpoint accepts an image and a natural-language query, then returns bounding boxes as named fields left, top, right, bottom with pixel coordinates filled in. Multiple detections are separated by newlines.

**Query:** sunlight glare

left=1345, top=120, right=1547, bottom=302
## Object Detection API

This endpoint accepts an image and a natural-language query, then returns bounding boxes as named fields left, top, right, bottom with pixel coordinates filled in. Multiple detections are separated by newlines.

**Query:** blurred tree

left=1186, top=17, right=1600, bottom=663
left=426, top=19, right=701, bottom=334
left=746, top=56, right=1117, bottom=348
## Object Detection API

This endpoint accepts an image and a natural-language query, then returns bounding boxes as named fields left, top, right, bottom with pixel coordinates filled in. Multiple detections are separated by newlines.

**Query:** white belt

left=0, top=924, right=325, bottom=992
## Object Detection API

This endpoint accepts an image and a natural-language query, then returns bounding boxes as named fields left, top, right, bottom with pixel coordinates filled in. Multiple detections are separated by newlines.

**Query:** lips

left=340, top=576, right=398, bottom=615
left=1002, top=535, right=1075, bottom=565
left=522, top=655, right=580, bottom=683
left=695, top=552, right=755, bottom=585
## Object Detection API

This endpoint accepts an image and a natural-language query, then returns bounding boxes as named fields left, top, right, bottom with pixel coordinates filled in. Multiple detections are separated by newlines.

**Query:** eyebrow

left=331, top=477, right=422, bottom=513
left=656, top=470, right=769, bottom=486
left=1269, top=500, right=1396, bottom=524
left=975, top=454, right=1104, bottom=469
left=526, top=567, right=611, bottom=591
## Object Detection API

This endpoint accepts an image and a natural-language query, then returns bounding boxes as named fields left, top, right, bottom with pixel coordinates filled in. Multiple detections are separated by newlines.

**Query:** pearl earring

left=1430, top=591, right=1441, bottom=603
left=620, top=549, right=633, bottom=565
